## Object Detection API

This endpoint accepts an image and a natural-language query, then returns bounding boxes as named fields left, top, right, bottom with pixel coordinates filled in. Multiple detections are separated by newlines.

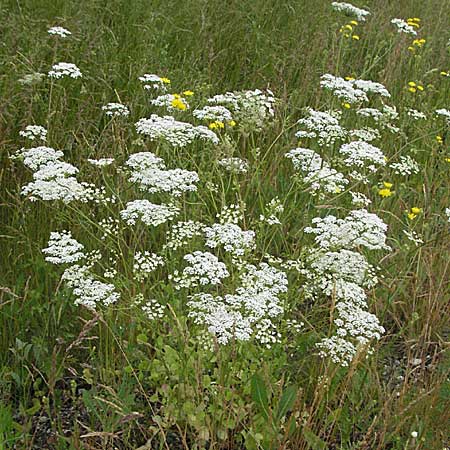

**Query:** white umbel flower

left=19, top=125, right=47, bottom=141
left=47, top=26, right=72, bottom=37
left=135, top=114, right=219, bottom=147
left=42, top=231, right=84, bottom=264
left=120, top=200, right=179, bottom=226
left=48, top=62, right=82, bottom=79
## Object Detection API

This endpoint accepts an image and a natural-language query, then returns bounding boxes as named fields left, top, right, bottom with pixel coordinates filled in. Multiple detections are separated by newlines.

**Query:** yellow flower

left=407, top=212, right=417, bottom=220
left=383, top=182, right=393, bottom=188
left=408, top=87, right=417, bottom=93
left=408, top=81, right=417, bottom=87
left=345, top=76, right=355, bottom=81
left=444, top=157, right=450, bottom=162
left=170, top=97, right=187, bottom=111
left=350, top=20, right=358, bottom=25
left=345, top=24, right=353, bottom=30
left=183, top=90, right=194, bottom=96
left=208, top=121, right=225, bottom=130
left=352, top=35, right=360, bottom=40
left=379, top=188, right=393, bottom=198
left=440, top=71, right=449, bottom=77
left=417, top=85, right=424, bottom=91
left=408, top=46, right=415, bottom=52
left=228, top=120, right=237, bottom=127
left=436, top=135, right=443, bottom=144
left=160, top=77, right=171, bottom=84
left=411, top=207, right=422, bottom=214
left=342, top=102, right=351, bottom=109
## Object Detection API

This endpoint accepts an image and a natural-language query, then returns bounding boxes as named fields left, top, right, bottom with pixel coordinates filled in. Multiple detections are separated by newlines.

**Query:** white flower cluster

left=205, top=222, right=256, bottom=257
left=285, top=148, right=348, bottom=194
left=302, top=208, right=388, bottom=366
left=390, top=155, right=419, bottom=176
left=142, top=298, right=165, bottom=320
left=150, top=94, right=189, bottom=111
left=445, top=208, right=450, bottom=223
left=350, top=191, right=371, bottom=207
left=331, top=2, right=370, bottom=21
left=13, top=146, right=63, bottom=171
left=193, top=105, right=233, bottom=122
left=259, top=197, right=284, bottom=225
left=208, top=89, right=275, bottom=131
left=126, top=152, right=199, bottom=196
left=135, top=115, right=218, bottom=147
left=406, top=108, right=427, bottom=120
left=338, top=140, right=386, bottom=172
left=171, top=251, right=229, bottom=289
left=47, top=26, right=71, bottom=37
left=102, top=102, right=129, bottom=117
left=349, top=127, right=380, bottom=142
left=133, top=251, right=164, bottom=281
left=120, top=200, right=179, bottom=226
left=14, top=146, right=89, bottom=203
left=320, top=75, right=390, bottom=104
left=305, top=209, right=390, bottom=251
left=48, top=62, right=82, bottom=79
left=87, top=158, right=114, bottom=167
left=216, top=203, right=245, bottom=224
left=62, top=265, right=120, bottom=309
left=391, top=18, right=417, bottom=36
left=42, top=231, right=85, bottom=264
left=164, top=221, right=205, bottom=250
left=19, top=125, right=47, bottom=141
left=187, top=262, right=287, bottom=346
left=218, top=157, right=249, bottom=174
left=435, top=108, right=450, bottom=124
left=139, top=74, right=170, bottom=91
left=295, top=108, right=347, bottom=147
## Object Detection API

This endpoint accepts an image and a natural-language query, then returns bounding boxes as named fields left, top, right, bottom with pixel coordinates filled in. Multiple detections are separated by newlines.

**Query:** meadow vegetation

left=0, top=0, right=449, bottom=449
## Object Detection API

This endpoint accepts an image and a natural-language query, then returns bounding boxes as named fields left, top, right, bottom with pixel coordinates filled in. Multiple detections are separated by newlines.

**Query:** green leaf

left=275, top=385, right=297, bottom=421
left=251, top=373, right=270, bottom=420
left=303, top=427, right=328, bottom=450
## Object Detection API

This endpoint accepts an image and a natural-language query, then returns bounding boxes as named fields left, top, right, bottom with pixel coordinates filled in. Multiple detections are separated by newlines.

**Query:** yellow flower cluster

left=339, top=21, right=360, bottom=40
left=208, top=120, right=236, bottom=130
left=378, top=181, right=394, bottom=198
left=406, top=17, right=420, bottom=29
left=407, top=81, right=424, bottom=93
left=408, top=38, right=426, bottom=52
left=170, top=93, right=191, bottom=111
left=407, top=207, right=422, bottom=220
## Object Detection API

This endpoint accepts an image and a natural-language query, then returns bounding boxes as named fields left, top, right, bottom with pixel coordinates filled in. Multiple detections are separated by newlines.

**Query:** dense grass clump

left=0, top=1, right=449, bottom=449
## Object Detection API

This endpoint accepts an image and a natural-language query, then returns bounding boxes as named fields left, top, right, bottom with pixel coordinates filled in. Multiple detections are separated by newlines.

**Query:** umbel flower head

left=48, top=62, right=82, bottom=79
left=135, top=114, right=219, bottom=147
